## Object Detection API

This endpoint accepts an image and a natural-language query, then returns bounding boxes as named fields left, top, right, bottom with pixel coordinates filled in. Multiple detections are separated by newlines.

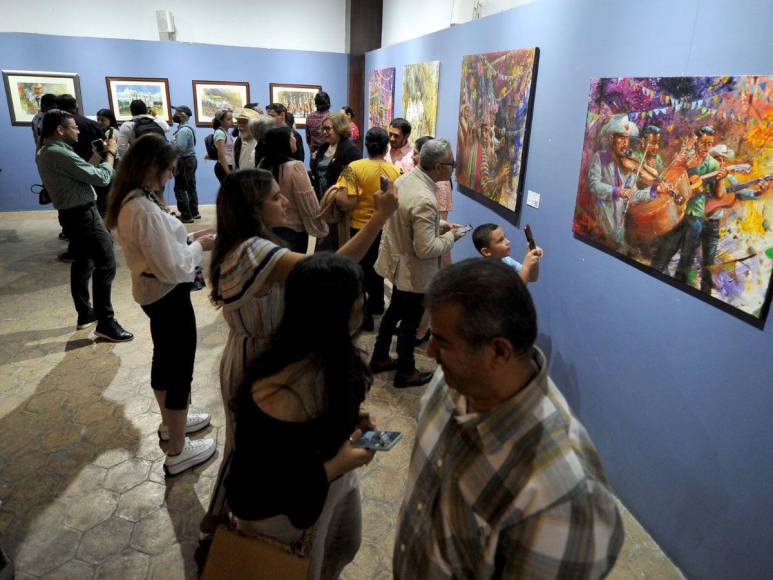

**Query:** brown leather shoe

left=369, top=356, right=398, bottom=374
left=394, top=369, right=434, bottom=388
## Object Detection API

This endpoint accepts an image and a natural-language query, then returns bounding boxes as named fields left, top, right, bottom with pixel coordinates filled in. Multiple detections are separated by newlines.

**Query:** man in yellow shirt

left=335, top=127, right=401, bottom=329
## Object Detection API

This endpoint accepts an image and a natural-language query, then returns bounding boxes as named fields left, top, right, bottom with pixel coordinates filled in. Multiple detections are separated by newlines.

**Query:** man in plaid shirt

left=394, top=259, right=623, bottom=579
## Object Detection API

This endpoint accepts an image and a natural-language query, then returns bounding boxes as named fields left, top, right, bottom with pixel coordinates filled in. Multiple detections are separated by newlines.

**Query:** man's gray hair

left=419, top=138, right=452, bottom=171
left=248, top=114, right=276, bottom=143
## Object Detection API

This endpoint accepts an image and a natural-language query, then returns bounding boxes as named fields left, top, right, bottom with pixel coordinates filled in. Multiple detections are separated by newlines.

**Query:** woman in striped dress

left=204, top=168, right=397, bottom=520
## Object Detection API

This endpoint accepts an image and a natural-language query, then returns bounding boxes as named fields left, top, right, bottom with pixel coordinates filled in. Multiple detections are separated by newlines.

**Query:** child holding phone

left=472, top=223, right=543, bottom=283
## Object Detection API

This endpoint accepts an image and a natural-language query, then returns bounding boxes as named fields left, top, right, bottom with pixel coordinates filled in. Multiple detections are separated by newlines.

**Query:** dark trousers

left=58, top=203, right=116, bottom=322
left=140, top=283, right=196, bottom=410
left=57, top=211, right=73, bottom=252
left=174, top=156, right=199, bottom=219
left=273, top=226, right=309, bottom=253
left=373, top=288, right=425, bottom=374
left=214, top=163, right=232, bottom=184
left=351, top=227, right=384, bottom=315
left=94, top=185, right=110, bottom=218
left=651, top=215, right=705, bottom=283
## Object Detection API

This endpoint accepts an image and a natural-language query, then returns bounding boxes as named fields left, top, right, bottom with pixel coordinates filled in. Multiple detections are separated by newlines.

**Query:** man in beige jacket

left=370, top=139, right=467, bottom=387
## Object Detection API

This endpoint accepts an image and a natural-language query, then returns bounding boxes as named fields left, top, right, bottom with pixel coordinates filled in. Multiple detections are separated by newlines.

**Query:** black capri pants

left=141, top=283, right=196, bottom=410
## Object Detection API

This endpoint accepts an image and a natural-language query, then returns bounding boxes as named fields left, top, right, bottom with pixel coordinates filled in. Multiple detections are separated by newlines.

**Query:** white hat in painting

left=709, top=144, right=735, bottom=159
left=601, top=114, right=639, bottom=137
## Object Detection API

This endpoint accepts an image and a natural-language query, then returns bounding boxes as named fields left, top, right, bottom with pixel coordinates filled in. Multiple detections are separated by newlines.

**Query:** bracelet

left=105, top=151, right=116, bottom=158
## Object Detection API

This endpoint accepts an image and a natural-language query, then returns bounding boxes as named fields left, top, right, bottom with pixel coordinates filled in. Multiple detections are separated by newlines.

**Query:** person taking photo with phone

left=225, top=253, right=377, bottom=579
left=36, top=109, right=133, bottom=342
left=106, top=134, right=216, bottom=475
left=370, top=139, right=467, bottom=388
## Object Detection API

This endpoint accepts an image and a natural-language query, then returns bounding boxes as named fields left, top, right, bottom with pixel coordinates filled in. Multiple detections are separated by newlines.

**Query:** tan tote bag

left=201, top=522, right=310, bottom=580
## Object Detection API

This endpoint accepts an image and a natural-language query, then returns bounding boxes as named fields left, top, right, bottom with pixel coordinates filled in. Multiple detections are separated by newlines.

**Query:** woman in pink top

left=259, top=125, right=328, bottom=252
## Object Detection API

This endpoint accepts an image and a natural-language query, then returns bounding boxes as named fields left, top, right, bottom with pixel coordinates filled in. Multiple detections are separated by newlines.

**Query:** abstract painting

left=402, top=61, right=439, bottom=144
left=368, top=67, right=395, bottom=130
left=192, top=80, right=250, bottom=126
left=269, top=83, right=322, bottom=128
left=106, top=77, right=171, bottom=123
left=2, top=70, right=81, bottom=125
left=455, top=48, right=539, bottom=213
left=572, top=76, right=773, bottom=320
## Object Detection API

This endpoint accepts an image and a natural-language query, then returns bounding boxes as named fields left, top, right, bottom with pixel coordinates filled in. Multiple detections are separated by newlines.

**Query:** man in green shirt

left=651, top=126, right=727, bottom=285
left=36, top=110, right=133, bottom=342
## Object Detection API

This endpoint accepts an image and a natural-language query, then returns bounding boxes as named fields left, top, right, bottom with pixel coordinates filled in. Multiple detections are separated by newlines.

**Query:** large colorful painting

left=192, top=80, right=250, bottom=126
left=402, top=62, right=439, bottom=143
left=269, top=83, right=321, bottom=128
left=106, top=77, right=171, bottom=123
left=2, top=70, right=82, bottom=125
left=573, top=76, right=773, bottom=320
left=368, top=68, right=395, bottom=130
left=455, top=48, right=539, bottom=213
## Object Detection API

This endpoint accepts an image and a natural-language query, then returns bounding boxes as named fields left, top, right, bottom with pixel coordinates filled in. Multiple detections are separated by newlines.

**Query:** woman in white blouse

left=105, top=134, right=218, bottom=476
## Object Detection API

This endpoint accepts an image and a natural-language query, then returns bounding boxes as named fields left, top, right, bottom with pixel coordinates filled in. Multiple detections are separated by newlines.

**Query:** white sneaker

left=164, top=437, right=216, bottom=476
left=158, top=412, right=211, bottom=441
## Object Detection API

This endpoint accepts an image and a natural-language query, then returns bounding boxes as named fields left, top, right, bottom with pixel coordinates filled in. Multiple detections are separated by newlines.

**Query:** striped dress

left=214, top=236, right=289, bottom=456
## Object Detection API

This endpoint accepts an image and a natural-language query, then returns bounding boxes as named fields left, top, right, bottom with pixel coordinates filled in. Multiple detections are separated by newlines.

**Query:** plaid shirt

left=394, top=348, right=623, bottom=579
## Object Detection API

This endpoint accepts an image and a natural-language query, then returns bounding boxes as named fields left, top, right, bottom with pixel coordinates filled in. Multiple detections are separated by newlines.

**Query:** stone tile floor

left=0, top=208, right=683, bottom=579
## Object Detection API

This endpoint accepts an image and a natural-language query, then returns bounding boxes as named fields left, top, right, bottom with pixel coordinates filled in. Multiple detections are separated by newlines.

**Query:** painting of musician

left=587, top=115, right=659, bottom=246
left=455, top=47, right=539, bottom=213
left=573, top=76, right=773, bottom=320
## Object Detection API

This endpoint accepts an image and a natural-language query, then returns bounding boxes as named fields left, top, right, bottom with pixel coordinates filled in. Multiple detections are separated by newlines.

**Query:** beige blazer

left=375, top=167, right=455, bottom=293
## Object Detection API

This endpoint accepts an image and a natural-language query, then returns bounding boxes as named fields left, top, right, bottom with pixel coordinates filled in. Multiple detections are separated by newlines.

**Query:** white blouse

left=116, top=191, right=203, bottom=305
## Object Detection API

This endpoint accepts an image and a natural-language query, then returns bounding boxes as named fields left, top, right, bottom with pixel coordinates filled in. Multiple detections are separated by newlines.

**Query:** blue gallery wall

left=0, top=33, right=348, bottom=211
left=367, top=0, right=773, bottom=578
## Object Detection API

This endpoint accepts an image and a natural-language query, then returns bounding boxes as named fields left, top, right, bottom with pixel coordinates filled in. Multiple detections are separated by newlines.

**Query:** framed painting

left=402, top=61, right=440, bottom=144
left=2, top=70, right=81, bottom=125
left=572, top=76, right=773, bottom=322
left=455, top=48, right=539, bottom=215
left=105, top=77, right=172, bottom=123
left=192, top=80, right=250, bottom=126
left=269, top=83, right=321, bottom=128
left=368, top=67, right=395, bottom=130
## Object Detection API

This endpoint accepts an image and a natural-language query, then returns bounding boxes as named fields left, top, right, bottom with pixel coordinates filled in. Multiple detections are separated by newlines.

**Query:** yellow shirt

left=335, top=158, right=401, bottom=229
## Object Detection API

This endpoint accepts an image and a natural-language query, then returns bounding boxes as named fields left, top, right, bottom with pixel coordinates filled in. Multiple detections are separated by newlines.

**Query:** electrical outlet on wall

left=527, top=190, right=540, bottom=208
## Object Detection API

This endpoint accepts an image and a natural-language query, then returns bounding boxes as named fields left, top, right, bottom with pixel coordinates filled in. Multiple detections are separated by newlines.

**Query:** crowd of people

left=32, top=89, right=623, bottom=579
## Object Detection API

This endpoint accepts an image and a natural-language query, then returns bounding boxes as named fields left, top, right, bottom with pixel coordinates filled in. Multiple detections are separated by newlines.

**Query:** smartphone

left=351, top=430, right=403, bottom=451
left=524, top=224, right=536, bottom=250
left=456, top=224, right=473, bottom=235
left=380, top=175, right=391, bottom=191
left=91, top=138, right=105, bottom=153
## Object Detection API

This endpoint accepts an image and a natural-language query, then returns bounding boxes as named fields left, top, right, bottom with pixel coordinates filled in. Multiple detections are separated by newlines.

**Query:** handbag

left=199, top=451, right=312, bottom=580
left=31, top=184, right=51, bottom=205
left=201, top=522, right=310, bottom=580
left=318, top=185, right=352, bottom=246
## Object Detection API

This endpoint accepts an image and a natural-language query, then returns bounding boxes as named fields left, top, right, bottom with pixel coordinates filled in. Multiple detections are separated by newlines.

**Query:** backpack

left=204, top=131, right=220, bottom=160
left=133, top=116, right=166, bottom=140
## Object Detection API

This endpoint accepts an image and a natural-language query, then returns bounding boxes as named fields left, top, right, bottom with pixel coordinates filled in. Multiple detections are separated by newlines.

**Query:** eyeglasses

left=321, top=126, right=333, bottom=133
left=438, top=161, right=456, bottom=168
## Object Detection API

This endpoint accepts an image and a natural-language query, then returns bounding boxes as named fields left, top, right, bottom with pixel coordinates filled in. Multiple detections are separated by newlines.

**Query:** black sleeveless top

left=225, top=386, right=351, bottom=529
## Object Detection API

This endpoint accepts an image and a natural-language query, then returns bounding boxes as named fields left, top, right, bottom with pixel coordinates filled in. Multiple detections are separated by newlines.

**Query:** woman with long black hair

left=225, top=253, right=376, bottom=579
left=258, top=125, right=328, bottom=252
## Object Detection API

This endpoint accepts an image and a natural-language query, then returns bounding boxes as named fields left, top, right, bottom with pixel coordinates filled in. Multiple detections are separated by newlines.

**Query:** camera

left=91, top=139, right=105, bottom=153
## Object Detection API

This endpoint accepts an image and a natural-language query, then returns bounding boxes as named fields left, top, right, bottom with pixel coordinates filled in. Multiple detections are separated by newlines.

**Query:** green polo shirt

left=36, top=139, right=113, bottom=210
left=685, top=155, right=720, bottom=218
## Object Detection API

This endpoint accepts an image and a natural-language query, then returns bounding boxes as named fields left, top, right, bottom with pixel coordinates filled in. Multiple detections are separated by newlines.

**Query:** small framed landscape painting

left=2, top=70, right=82, bottom=125
left=269, top=83, right=322, bottom=128
left=106, top=77, right=172, bottom=123
left=192, top=80, right=250, bottom=126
